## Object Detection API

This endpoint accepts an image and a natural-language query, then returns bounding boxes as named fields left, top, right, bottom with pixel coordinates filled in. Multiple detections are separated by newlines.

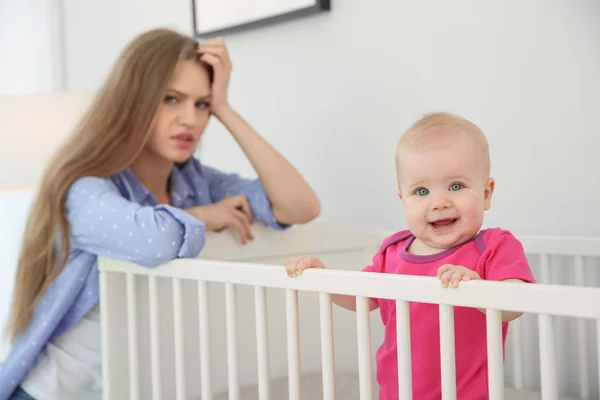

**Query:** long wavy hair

left=6, top=28, right=212, bottom=341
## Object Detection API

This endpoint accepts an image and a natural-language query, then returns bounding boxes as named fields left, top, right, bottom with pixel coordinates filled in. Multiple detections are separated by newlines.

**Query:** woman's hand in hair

left=186, top=195, right=255, bottom=244
left=197, top=37, right=231, bottom=116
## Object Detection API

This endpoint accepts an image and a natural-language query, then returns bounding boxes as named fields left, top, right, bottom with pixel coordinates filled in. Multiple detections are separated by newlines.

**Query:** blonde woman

left=1, top=28, right=319, bottom=400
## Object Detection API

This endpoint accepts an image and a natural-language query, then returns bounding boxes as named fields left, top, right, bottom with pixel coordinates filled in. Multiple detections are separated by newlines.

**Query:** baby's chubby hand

left=436, top=264, right=481, bottom=288
left=284, top=255, right=326, bottom=277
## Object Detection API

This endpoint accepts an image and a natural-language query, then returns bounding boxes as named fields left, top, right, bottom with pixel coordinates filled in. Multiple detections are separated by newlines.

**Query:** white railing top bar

left=99, top=257, right=600, bottom=320
left=516, top=235, right=600, bottom=257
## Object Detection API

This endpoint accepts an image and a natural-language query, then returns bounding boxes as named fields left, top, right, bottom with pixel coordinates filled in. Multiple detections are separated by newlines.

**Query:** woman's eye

left=196, top=101, right=210, bottom=110
left=449, top=183, right=464, bottom=191
left=416, top=188, right=429, bottom=196
left=164, top=95, right=178, bottom=103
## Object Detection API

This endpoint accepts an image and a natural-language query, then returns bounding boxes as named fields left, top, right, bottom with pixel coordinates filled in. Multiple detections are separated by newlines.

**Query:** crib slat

left=99, top=270, right=112, bottom=398
left=538, top=313, right=558, bottom=400
left=510, top=317, right=524, bottom=389
left=356, top=296, right=373, bottom=400
left=319, top=292, right=336, bottom=400
left=198, top=280, right=212, bottom=400
left=395, top=300, right=412, bottom=399
left=439, top=304, right=456, bottom=400
left=286, top=289, right=301, bottom=400
left=576, top=316, right=590, bottom=400
left=148, top=276, right=162, bottom=400
left=574, top=256, right=590, bottom=400
left=540, top=253, right=551, bottom=284
left=173, top=278, right=186, bottom=400
left=126, top=273, right=140, bottom=400
left=538, top=254, right=558, bottom=400
left=486, top=309, right=504, bottom=400
left=225, top=283, right=240, bottom=400
left=255, top=286, right=270, bottom=400
left=597, top=319, right=600, bottom=397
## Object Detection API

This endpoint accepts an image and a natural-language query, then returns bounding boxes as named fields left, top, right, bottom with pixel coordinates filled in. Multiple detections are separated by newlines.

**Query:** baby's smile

left=429, top=217, right=459, bottom=231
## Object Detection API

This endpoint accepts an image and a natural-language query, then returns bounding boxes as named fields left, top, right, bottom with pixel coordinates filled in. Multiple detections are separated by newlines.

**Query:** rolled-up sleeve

left=67, top=177, right=206, bottom=267
left=200, top=164, right=290, bottom=230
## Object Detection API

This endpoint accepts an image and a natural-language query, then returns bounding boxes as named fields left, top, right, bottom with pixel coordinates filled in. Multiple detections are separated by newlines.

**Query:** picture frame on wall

left=191, top=0, right=330, bottom=38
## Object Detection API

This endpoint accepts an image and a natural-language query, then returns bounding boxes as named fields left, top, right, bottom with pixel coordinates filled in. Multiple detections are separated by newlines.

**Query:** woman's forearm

left=213, top=105, right=320, bottom=224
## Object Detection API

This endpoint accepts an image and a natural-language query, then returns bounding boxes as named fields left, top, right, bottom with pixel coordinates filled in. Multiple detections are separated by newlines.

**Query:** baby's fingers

left=284, top=257, right=302, bottom=276
left=439, top=267, right=457, bottom=288
left=449, top=271, right=466, bottom=288
left=285, top=255, right=323, bottom=277
left=436, top=264, right=455, bottom=279
left=297, top=256, right=324, bottom=271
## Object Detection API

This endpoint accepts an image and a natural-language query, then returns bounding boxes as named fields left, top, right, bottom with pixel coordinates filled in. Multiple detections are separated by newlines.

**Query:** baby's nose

left=431, top=198, right=452, bottom=211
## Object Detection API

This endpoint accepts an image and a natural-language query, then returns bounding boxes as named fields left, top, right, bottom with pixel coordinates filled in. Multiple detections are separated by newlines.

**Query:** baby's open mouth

left=431, top=218, right=458, bottom=228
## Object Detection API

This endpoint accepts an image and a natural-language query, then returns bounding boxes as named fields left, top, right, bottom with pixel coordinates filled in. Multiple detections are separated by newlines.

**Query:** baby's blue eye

left=449, top=183, right=463, bottom=191
left=416, top=188, right=429, bottom=196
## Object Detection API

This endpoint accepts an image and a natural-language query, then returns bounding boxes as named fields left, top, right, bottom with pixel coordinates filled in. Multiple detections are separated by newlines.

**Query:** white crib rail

left=99, top=257, right=600, bottom=400
left=515, top=234, right=600, bottom=399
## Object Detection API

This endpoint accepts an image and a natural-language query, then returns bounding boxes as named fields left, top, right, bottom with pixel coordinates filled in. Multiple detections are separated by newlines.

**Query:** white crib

left=2, top=93, right=598, bottom=399
left=98, top=221, right=600, bottom=400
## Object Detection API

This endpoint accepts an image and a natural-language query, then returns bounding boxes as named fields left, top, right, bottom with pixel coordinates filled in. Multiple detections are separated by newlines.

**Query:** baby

left=284, top=112, right=536, bottom=399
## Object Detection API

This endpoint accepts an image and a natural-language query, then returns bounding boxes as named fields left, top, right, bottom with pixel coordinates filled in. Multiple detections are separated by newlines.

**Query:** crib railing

left=517, top=235, right=600, bottom=399
left=99, top=256, right=600, bottom=400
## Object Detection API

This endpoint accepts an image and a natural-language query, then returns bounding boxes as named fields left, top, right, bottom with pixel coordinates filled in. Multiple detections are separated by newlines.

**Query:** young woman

left=1, top=28, right=319, bottom=400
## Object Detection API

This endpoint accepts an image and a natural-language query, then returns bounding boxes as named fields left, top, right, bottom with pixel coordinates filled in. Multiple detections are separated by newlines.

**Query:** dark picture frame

left=191, top=0, right=330, bottom=38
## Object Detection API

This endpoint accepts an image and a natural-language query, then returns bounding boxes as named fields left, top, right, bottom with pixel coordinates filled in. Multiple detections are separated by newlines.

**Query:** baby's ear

left=484, top=178, right=495, bottom=210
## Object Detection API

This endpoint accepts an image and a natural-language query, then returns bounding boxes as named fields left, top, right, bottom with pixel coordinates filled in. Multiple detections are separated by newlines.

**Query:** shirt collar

left=169, top=161, right=197, bottom=206
left=116, top=160, right=197, bottom=206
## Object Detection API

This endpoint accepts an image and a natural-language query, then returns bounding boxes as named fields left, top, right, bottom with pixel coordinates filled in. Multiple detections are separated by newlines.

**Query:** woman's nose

left=178, top=104, right=197, bottom=127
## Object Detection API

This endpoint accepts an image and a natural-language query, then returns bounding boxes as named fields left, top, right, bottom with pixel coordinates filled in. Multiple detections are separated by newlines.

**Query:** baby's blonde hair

left=395, top=111, right=491, bottom=179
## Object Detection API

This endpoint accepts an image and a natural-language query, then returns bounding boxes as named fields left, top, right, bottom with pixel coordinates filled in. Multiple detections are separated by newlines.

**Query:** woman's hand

left=196, top=38, right=320, bottom=227
left=186, top=195, right=254, bottom=244
left=197, top=37, right=231, bottom=116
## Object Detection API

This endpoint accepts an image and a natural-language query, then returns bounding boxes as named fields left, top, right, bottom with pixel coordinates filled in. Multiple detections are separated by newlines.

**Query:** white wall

left=62, top=0, right=600, bottom=238
left=0, top=191, right=35, bottom=362
left=0, top=0, right=65, bottom=95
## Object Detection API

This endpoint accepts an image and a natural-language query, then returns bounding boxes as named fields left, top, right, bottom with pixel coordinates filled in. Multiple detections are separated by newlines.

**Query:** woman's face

left=145, top=60, right=212, bottom=164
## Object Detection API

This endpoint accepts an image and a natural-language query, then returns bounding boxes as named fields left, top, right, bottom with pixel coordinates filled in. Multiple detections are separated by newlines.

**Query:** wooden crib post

left=148, top=275, right=162, bottom=400
left=486, top=309, right=504, bottom=400
left=126, top=273, right=140, bottom=400
left=198, top=280, right=212, bottom=400
left=395, top=300, right=412, bottom=399
left=225, top=283, right=240, bottom=400
left=319, top=292, right=336, bottom=400
left=356, top=296, right=374, bottom=400
left=255, top=286, right=270, bottom=400
left=172, top=278, right=186, bottom=400
left=285, top=289, right=301, bottom=400
left=439, top=305, right=456, bottom=400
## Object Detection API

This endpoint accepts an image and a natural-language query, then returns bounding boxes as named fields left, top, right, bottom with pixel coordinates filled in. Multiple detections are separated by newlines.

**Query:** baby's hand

left=437, top=264, right=480, bottom=288
left=285, top=255, right=325, bottom=277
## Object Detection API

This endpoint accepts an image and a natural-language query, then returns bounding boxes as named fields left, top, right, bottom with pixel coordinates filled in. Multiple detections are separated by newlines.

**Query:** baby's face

left=397, top=137, right=494, bottom=253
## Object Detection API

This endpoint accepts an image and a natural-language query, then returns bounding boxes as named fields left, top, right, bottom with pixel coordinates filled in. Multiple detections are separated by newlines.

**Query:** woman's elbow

left=292, top=196, right=321, bottom=224
left=136, top=249, right=179, bottom=268
left=273, top=195, right=321, bottom=225
left=302, top=196, right=321, bottom=222
left=138, top=236, right=204, bottom=268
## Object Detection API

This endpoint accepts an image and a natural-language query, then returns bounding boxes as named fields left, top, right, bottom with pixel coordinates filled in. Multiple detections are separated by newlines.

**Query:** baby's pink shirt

left=363, top=228, right=536, bottom=400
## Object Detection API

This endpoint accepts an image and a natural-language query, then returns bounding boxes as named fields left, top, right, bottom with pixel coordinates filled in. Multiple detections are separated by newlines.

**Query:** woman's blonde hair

left=7, top=28, right=211, bottom=341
